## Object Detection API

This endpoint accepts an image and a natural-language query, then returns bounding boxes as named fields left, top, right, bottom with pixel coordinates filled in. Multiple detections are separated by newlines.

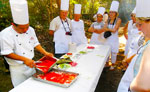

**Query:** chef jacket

left=49, top=16, right=72, bottom=54
left=0, top=25, right=40, bottom=65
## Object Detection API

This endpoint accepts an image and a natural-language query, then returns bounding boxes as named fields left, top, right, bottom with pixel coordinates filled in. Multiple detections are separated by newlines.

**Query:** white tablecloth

left=9, top=44, right=111, bottom=92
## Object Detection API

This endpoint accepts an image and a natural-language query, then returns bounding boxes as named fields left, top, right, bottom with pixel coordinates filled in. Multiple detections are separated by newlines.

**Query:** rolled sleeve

left=91, top=23, right=94, bottom=28
left=0, top=36, right=14, bottom=55
left=49, top=19, right=57, bottom=31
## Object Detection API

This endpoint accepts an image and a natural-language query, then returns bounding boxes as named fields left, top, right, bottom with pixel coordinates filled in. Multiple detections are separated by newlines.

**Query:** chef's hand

left=44, top=52, right=54, bottom=58
left=103, top=28, right=109, bottom=31
left=23, top=58, right=36, bottom=68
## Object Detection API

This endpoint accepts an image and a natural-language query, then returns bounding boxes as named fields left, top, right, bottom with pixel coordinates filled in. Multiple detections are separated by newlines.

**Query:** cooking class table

left=9, top=44, right=111, bottom=92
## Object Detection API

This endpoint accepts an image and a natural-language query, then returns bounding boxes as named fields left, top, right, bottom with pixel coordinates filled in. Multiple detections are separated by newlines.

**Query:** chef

left=123, top=7, right=136, bottom=56
left=49, top=0, right=72, bottom=58
left=103, top=1, right=121, bottom=70
left=88, top=7, right=106, bottom=45
left=0, top=0, right=53, bottom=87
left=71, top=4, right=88, bottom=46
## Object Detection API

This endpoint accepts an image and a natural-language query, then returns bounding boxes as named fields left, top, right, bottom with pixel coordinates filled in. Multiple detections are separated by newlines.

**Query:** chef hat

left=61, top=0, right=69, bottom=11
left=132, top=7, right=136, bottom=14
left=97, top=7, right=105, bottom=15
left=136, top=0, right=150, bottom=17
left=110, top=1, right=119, bottom=12
left=74, top=4, right=81, bottom=14
left=9, top=0, right=29, bottom=25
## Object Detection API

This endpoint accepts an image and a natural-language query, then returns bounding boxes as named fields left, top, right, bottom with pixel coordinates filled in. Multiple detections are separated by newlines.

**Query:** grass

left=0, top=57, right=13, bottom=92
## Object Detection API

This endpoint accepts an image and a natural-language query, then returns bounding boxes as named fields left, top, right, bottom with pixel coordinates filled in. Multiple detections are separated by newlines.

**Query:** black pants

left=55, top=54, right=65, bottom=58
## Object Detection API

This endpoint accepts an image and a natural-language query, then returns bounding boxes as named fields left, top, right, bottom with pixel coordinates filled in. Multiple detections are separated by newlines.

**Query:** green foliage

left=70, top=0, right=78, bottom=4
left=0, top=0, right=135, bottom=32
left=0, top=1, right=12, bottom=31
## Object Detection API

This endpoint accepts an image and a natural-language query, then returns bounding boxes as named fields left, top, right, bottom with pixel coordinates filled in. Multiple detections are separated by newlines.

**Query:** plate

left=32, top=69, right=79, bottom=87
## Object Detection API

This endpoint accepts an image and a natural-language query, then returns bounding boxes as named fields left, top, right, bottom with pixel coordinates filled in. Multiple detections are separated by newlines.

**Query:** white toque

left=9, top=0, right=29, bottom=25
left=74, top=4, right=81, bottom=14
left=136, top=0, right=150, bottom=17
left=61, top=0, right=69, bottom=11
left=97, top=7, right=105, bottom=15
left=110, top=1, right=119, bottom=12
left=132, top=7, right=136, bottom=14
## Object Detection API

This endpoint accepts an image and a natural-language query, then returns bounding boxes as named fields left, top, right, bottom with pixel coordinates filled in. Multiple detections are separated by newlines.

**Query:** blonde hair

left=136, top=17, right=150, bottom=22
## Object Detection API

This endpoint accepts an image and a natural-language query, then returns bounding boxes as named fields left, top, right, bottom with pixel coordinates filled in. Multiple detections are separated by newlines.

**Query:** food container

left=35, top=56, right=57, bottom=74
left=32, top=69, right=79, bottom=87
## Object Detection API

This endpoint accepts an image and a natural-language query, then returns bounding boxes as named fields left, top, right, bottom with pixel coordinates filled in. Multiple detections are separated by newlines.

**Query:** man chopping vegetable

left=0, top=0, right=53, bottom=87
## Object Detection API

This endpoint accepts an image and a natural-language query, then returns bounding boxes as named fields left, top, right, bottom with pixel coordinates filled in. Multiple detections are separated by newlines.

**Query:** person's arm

left=130, top=45, right=150, bottom=92
left=126, top=54, right=136, bottom=63
left=35, top=44, right=53, bottom=58
left=93, top=28, right=105, bottom=34
left=88, top=23, right=105, bottom=34
left=122, top=54, right=136, bottom=68
left=123, top=22, right=129, bottom=40
left=88, top=26, right=95, bottom=32
left=5, top=53, right=35, bottom=68
left=88, top=23, right=95, bottom=33
left=49, top=18, right=57, bottom=36
left=105, top=18, right=122, bottom=33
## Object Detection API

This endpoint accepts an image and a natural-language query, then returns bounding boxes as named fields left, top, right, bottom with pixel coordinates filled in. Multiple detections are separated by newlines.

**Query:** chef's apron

left=54, top=20, right=72, bottom=54
left=71, top=20, right=87, bottom=46
left=90, top=22, right=104, bottom=45
left=127, top=30, right=144, bottom=58
left=105, top=18, right=119, bottom=63
left=9, top=64, right=35, bottom=87
left=124, top=20, right=135, bottom=55
left=117, top=55, right=137, bottom=92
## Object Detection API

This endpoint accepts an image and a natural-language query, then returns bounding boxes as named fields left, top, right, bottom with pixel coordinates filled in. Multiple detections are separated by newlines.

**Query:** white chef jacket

left=71, top=19, right=87, bottom=46
left=0, top=25, right=39, bottom=87
left=127, top=29, right=143, bottom=58
left=124, top=20, right=136, bottom=55
left=49, top=16, right=72, bottom=54
left=49, top=16, right=72, bottom=36
left=0, top=25, right=40, bottom=65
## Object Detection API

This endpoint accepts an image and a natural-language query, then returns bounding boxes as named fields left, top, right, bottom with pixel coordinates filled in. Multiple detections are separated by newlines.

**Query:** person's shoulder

left=1, top=26, right=12, bottom=35
left=27, top=26, right=36, bottom=34
left=117, top=18, right=121, bottom=21
left=71, top=19, right=75, bottom=22
left=66, top=17, right=71, bottom=22
left=0, top=26, right=14, bottom=38
left=51, top=16, right=60, bottom=22
left=79, top=19, right=84, bottom=23
left=93, top=22, right=97, bottom=24
left=129, top=20, right=133, bottom=23
left=29, top=26, right=34, bottom=30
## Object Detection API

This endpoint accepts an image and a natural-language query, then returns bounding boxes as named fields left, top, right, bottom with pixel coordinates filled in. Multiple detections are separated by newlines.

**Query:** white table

left=9, top=44, right=111, bottom=92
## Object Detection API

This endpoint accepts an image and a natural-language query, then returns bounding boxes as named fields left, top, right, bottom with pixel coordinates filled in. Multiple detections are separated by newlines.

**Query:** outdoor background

left=0, top=0, right=135, bottom=92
